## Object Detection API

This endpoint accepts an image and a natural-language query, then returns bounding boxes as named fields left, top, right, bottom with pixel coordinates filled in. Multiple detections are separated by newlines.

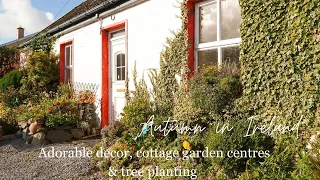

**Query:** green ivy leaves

left=239, top=0, right=320, bottom=136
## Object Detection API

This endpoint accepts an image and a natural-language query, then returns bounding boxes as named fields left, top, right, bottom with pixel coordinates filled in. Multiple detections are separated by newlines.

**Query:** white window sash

left=195, top=0, right=241, bottom=71
left=64, top=44, right=73, bottom=82
left=197, top=38, right=241, bottom=50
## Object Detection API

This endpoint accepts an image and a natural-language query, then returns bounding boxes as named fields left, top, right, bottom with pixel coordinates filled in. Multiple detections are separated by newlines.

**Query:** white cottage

left=28, top=0, right=241, bottom=128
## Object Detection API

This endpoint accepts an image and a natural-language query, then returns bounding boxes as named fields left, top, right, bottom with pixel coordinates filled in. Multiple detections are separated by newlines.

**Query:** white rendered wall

left=53, top=0, right=182, bottom=122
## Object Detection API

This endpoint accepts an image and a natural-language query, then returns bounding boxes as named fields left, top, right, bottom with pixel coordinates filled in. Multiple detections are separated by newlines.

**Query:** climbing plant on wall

left=27, top=33, right=58, bottom=54
left=152, top=1, right=190, bottom=118
left=238, top=0, right=320, bottom=138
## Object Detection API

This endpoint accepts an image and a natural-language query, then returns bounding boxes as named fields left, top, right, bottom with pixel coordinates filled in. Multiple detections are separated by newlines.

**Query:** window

left=195, top=0, right=241, bottom=69
left=64, top=44, right=73, bottom=82
left=111, top=29, right=125, bottom=38
left=116, top=53, right=125, bottom=81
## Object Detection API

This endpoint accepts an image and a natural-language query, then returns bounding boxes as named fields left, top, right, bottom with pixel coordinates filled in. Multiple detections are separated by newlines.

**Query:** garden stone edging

left=70, top=128, right=85, bottom=139
left=31, top=132, right=46, bottom=145
left=18, top=123, right=86, bottom=145
left=46, top=129, right=73, bottom=143
left=0, top=126, right=3, bottom=138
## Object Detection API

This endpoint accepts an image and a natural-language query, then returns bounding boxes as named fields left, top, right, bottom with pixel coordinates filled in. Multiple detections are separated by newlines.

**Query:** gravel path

left=0, top=137, right=101, bottom=180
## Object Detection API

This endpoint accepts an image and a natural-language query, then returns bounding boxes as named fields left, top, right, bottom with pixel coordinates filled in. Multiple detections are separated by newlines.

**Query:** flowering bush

left=0, top=46, right=19, bottom=78
left=5, top=84, right=97, bottom=129
left=77, top=90, right=96, bottom=104
left=20, top=52, right=59, bottom=93
left=45, top=92, right=81, bottom=128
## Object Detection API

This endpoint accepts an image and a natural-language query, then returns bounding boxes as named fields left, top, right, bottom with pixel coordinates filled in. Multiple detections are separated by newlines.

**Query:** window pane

left=221, top=0, right=241, bottom=40
left=117, top=54, right=121, bottom=67
left=65, top=69, right=71, bottom=83
left=222, top=46, right=240, bottom=67
left=65, top=46, right=70, bottom=66
left=121, top=54, right=125, bottom=67
left=111, top=30, right=125, bottom=38
left=121, top=67, right=125, bottom=81
left=70, top=46, right=73, bottom=66
left=198, top=49, right=218, bottom=68
left=117, top=68, right=121, bottom=81
left=199, top=1, right=217, bottom=43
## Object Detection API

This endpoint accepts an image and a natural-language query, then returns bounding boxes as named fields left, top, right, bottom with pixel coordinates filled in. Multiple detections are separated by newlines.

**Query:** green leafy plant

left=20, top=52, right=59, bottom=93
left=27, top=34, right=57, bottom=54
left=122, top=96, right=153, bottom=131
left=206, top=115, right=274, bottom=178
left=238, top=0, right=319, bottom=137
left=189, top=65, right=242, bottom=121
left=0, top=69, right=23, bottom=91
left=0, top=46, right=19, bottom=78
left=0, top=119, right=19, bottom=136
left=239, top=136, right=301, bottom=180
left=0, top=87, right=29, bottom=108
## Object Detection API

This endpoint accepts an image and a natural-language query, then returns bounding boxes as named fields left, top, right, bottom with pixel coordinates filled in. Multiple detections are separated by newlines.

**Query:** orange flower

left=36, top=114, right=41, bottom=117
left=131, top=145, right=135, bottom=150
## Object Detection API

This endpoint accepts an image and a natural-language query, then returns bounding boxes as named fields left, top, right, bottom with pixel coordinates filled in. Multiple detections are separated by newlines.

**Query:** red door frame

left=101, top=20, right=127, bottom=128
left=100, top=0, right=202, bottom=127
left=59, top=40, right=73, bottom=83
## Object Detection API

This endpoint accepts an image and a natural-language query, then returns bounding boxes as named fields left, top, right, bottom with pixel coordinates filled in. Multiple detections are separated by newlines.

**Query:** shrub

left=189, top=65, right=242, bottom=121
left=20, top=52, right=59, bottom=93
left=122, top=96, right=153, bottom=130
left=122, top=62, right=153, bottom=131
left=239, top=136, right=301, bottom=180
left=0, top=87, right=29, bottom=108
left=309, top=139, right=320, bottom=179
left=43, top=89, right=81, bottom=128
left=0, top=46, right=19, bottom=78
left=0, top=69, right=23, bottom=91
left=205, top=115, right=274, bottom=178
left=101, top=120, right=124, bottom=139
left=0, top=119, right=18, bottom=135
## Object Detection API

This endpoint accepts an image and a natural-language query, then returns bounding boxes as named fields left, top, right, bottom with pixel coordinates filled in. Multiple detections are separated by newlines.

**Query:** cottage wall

left=53, top=0, right=182, bottom=123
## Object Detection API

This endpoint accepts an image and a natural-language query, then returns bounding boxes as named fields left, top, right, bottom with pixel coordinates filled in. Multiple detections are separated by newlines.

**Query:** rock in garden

left=29, top=122, right=42, bottom=135
left=70, top=128, right=85, bottom=139
left=46, top=129, right=73, bottom=143
left=15, top=130, right=22, bottom=138
left=18, top=121, right=28, bottom=129
left=25, top=134, right=33, bottom=144
left=22, top=128, right=30, bottom=140
left=57, top=124, right=73, bottom=130
left=31, top=132, right=46, bottom=145
left=0, top=126, right=3, bottom=137
left=37, top=128, right=48, bottom=133
left=42, top=139, right=50, bottom=145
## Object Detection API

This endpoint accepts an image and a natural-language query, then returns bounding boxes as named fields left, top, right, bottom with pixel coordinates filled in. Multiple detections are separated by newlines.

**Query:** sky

left=0, top=0, right=86, bottom=44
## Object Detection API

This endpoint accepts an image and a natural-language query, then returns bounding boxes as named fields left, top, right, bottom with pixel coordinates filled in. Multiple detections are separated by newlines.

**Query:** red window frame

left=59, top=40, right=73, bottom=83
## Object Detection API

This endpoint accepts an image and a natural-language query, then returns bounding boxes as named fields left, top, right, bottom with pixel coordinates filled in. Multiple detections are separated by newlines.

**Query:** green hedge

left=238, top=0, right=320, bottom=136
left=0, top=69, right=22, bottom=91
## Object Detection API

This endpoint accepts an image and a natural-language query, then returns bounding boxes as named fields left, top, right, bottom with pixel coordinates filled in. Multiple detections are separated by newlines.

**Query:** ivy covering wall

left=238, top=0, right=320, bottom=137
